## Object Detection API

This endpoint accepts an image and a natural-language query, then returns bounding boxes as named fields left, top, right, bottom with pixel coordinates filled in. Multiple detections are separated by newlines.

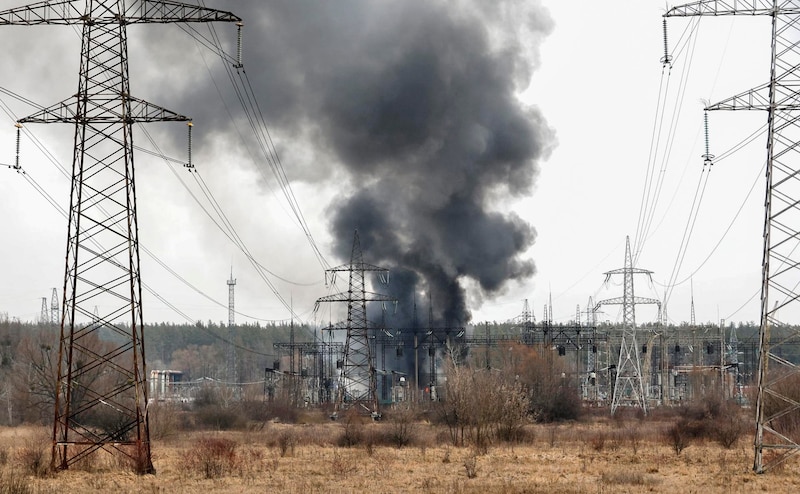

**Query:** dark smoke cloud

left=144, top=0, right=554, bottom=326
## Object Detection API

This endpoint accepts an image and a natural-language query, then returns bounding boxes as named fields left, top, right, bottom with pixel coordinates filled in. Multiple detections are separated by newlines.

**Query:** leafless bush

left=388, top=407, right=417, bottom=448
left=15, top=433, right=50, bottom=478
left=437, top=361, right=529, bottom=450
left=714, top=410, right=748, bottom=449
left=626, top=426, right=641, bottom=454
left=0, top=470, right=34, bottom=494
left=547, top=425, right=558, bottom=448
left=195, top=404, right=247, bottom=430
left=277, top=430, right=296, bottom=457
left=186, top=437, right=237, bottom=479
left=589, top=431, right=606, bottom=452
left=330, top=449, right=358, bottom=477
left=148, top=402, right=181, bottom=439
left=463, top=454, right=477, bottom=479
left=337, top=410, right=365, bottom=447
left=665, top=421, right=691, bottom=455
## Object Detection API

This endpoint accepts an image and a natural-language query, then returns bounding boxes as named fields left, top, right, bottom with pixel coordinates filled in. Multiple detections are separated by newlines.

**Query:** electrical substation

left=2, top=0, right=800, bottom=481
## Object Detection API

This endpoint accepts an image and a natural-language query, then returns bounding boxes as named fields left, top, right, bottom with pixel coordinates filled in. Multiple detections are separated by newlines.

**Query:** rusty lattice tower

left=0, top=0, right=241, bottom=473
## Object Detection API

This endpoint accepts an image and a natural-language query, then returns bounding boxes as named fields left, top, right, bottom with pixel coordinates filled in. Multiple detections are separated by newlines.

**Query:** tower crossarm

left=0, top=0, right=241, bottom=25
left=595, top=296, right=660, bottom=312
left=665, top=1, right=791, bottom=17
left=314, top=292, right=396, bottom=311
left=704, top=82, right=800, bottom=112
left=602, top=267, right=652, bottom=284
left=19, top=95, right=190, bottom=124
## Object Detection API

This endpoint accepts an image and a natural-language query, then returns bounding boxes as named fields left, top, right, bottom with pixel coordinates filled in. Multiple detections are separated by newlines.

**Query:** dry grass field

left=0, top=416, right=798, bottom=494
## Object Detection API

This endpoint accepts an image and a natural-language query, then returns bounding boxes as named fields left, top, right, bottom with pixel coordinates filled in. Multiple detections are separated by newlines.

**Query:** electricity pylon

left=665, top=1, right=800, bottom=473
left=50, top=287, right=59, bottom=326
left=315, top=231, right=395, bottom=418
left=595, top=236, right=660, bottom=415
left=0, top=0, right=241, bottom=473
left=227, top=268, right=236, bottom=383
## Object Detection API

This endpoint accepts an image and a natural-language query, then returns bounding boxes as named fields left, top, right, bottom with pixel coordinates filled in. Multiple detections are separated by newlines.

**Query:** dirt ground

left=1, top=421, right=799, bottom=493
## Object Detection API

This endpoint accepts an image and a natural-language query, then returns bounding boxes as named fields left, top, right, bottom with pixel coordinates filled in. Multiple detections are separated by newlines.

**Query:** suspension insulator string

left=235, top=22, right=244, bottom=69
left=14, top=122, right=22, bottom=172
left=702, top=110, right=714, bottom=166
left=660, top=18, right=673, bottom=67
left=184, top=121, right=195, bottom=172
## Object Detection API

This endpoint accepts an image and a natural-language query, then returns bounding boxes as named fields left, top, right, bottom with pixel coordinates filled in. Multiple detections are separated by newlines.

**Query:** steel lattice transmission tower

left=227, top=268, right=236, bottom=383
left=315, top=231, right=395, bottom=418
left=50, top=287, right=59, bottom=326
left=595, top=236, right=660, bottom=415
left=0, top=0, right=241, bottom=473
left=665, top=0, right=800, bottom=473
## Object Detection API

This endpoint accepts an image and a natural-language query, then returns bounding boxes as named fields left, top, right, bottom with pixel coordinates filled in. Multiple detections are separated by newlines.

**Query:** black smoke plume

left=147, top=0, right=554, bottom=326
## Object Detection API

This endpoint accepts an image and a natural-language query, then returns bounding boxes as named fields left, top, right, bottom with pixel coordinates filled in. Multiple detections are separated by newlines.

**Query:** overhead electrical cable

left=633, top=18, right=701, bottom=264
left=135, top=123, right=313, bottom=322
left=185, top=6, right=331, bottom=272
left=1, top=91, right=302, bottom=329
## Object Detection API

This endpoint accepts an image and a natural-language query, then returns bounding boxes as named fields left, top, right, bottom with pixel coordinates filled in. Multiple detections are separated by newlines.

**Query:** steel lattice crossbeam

left=0, top=0, right=240, bottom=474
left=666, top=0, right=800, bottom=473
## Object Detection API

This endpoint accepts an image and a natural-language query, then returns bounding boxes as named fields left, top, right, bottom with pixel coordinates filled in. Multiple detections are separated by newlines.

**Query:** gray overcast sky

left=0, top=1, right=774, bottom=328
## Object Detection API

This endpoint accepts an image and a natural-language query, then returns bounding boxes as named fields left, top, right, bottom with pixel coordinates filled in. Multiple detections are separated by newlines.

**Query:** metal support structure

left=50, top=287, right=59, bottom=326
left=0, top=0, right=241, bottom=473
left=596, top=236, right=660, bottom=415
left=315, top=231, right=395, bottom=418
left=40, top=297, right=48, bottom=324
left=227, top=268, right=236, bottom=383
left=666, top=0, right=800, bottom=473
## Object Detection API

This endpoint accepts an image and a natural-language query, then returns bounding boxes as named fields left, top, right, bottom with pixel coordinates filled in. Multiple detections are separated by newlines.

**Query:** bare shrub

left=0, top=470, right=34, bottom=494
left=388, top=407, right=416, bottom=448
left=337, top=410, right=365, bottom=447
left=626, top=426, right=641, bottom=454
left=437, top=361, right=528, bottom=450
left=330, top=449, right=357, bottom=477
left=277, top=430, right=296, bottom=457
left=148, top=402, right=181, bottom=439
left=195, top=404, right=247, bottom=430
left=463, top=454, right=477, bottom=479
left=513, top=344, right=582, bottom=423
left=589, top=431, right=606, bottom=452
left=714, top=410, right=748, bottom=449
left=547, top=425, right=558, bottom=448
left=186, top=437, right=237, bottom=479
left=665, top=421, right=691, bottom=455
left=15, top=433, right=50, bottom=478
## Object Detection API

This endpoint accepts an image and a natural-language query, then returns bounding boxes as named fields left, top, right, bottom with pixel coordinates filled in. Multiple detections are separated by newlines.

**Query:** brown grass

left=0, top=420, right=797, bottom=493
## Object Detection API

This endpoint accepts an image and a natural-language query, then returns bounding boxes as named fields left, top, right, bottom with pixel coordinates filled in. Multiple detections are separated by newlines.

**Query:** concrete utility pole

left=0, top=0, right=241, bottom=473
left=666, top=1, right=800, bottom=473
left=595, top=236, right=660, bottom=415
